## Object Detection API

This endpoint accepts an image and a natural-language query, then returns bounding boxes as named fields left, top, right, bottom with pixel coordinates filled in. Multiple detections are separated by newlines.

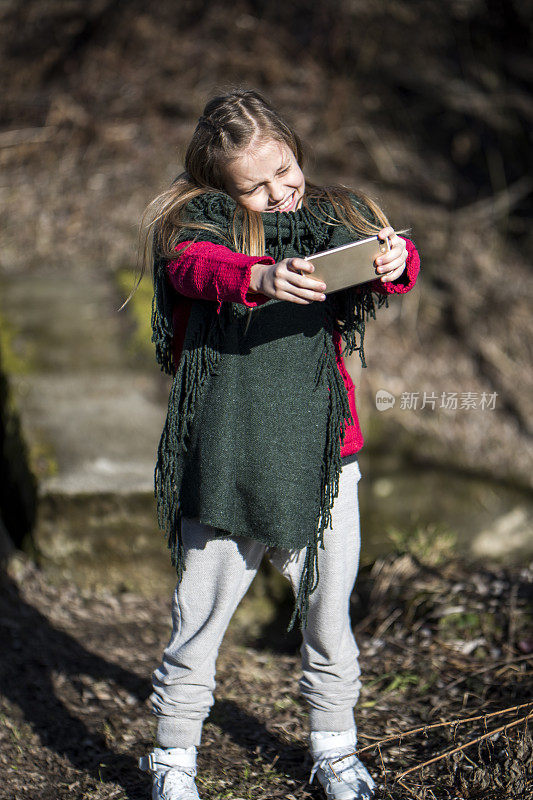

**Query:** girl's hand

left=250, top=258, right=327, bottom=304
left=374, top=227, right=407, bottom=283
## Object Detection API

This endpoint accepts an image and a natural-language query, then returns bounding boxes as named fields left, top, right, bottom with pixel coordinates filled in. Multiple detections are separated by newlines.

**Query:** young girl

left=136, top=89, right=420, bottom=800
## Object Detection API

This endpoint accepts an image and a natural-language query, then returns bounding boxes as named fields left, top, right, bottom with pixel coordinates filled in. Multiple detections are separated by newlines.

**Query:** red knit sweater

left=167, top=238, right=420, bottom=456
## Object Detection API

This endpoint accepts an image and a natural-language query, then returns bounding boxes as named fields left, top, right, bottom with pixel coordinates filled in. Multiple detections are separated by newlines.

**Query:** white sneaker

left=309, top=729, right=375, bottom=800
left=139, top=746, right=201, bottom=800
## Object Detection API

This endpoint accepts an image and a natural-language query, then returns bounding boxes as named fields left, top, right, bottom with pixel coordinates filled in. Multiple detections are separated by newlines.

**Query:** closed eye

left=240, top=165, right=290, bottom=195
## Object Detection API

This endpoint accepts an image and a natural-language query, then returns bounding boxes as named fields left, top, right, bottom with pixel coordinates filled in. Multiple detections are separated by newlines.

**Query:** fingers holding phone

left=375, top=228, right=408, bottom=282
left=253, top=258, right=327, bottom=304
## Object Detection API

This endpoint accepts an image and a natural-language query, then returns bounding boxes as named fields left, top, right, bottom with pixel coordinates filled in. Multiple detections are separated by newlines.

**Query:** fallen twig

left=357, top=700, right=533, bottom=755
left=394, top=710, right=532, bottom=783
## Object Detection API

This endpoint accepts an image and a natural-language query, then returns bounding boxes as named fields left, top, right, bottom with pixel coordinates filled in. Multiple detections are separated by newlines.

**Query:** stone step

left=10, top=371, right=165, bottom=496
left=0, top=257, right=172, bottom=580
left=1, top=258, right=168, bottom=490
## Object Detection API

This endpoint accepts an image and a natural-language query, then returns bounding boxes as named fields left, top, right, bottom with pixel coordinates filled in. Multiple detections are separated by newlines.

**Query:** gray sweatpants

left=151, top=454, right=363, bottom=748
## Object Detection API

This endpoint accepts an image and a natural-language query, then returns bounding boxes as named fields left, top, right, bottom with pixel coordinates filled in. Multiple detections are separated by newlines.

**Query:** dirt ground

left=1, top=547, right=531, bottom=800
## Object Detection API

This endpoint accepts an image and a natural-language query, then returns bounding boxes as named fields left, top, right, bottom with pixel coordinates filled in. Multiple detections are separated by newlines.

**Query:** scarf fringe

left=288, top=318, right=354, bottom=631
left=153, top=304, right=225, bottom=580
left=151, top=257, right=176, bottom=377
left=333, top=285, right=390, bottom=367
left=289, top=288, right=388, bottom=630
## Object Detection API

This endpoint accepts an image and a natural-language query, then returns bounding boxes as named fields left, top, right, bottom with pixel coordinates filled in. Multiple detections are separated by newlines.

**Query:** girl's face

left=221, top=139, right=305, bottom=213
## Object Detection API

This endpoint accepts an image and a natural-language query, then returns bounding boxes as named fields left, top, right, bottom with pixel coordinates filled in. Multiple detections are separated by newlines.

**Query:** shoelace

left=309, top=748, right=375, bottom=792
left=158, top=766, right=198, bottom=797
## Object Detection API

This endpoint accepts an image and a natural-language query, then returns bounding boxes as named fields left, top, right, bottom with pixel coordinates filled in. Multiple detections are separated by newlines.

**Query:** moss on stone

left=0, top=312, right=33, bottom=375
left=28, top=437, right=60, bottom=480
left=115, top=269, right=153, bottom=357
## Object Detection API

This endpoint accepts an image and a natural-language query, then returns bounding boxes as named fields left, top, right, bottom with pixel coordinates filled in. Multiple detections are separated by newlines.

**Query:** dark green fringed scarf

left=151, top=190, right=389, bottom=630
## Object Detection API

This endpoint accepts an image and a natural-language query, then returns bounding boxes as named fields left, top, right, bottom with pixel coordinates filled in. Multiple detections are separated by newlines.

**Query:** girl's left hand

left=374, top=227, right=407, bottom=283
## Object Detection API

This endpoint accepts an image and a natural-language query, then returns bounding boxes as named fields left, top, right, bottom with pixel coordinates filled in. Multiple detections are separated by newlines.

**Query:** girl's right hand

left=250, top=258, right=327, bottom=304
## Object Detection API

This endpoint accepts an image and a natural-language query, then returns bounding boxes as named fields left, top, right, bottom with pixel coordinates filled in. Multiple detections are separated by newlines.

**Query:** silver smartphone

left=301, top=229, right=410, bottom=294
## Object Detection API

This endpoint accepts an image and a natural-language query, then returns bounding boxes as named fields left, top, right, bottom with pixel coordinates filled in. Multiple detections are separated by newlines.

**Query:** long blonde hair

left=121, top=88, right=389, bottom=310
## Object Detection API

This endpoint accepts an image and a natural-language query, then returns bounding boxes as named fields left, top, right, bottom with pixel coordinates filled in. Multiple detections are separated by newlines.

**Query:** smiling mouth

left=270, top=191, right=297, bottom=212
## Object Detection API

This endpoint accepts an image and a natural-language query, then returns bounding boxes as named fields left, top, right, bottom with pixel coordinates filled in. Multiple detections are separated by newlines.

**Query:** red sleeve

left=369, top=237, right=420, bottom=295
left=167, top=240, right=275, bottom=315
